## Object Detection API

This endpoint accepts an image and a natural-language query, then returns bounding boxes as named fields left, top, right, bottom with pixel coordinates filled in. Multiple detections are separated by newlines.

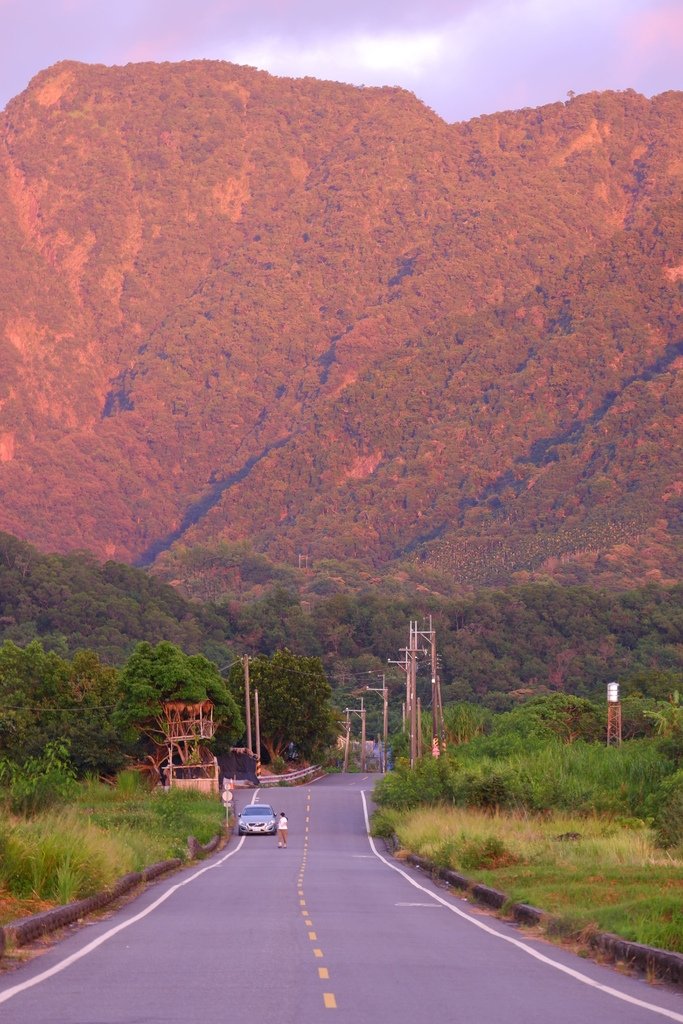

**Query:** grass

left=373, top=805, right=683, bottom=952
left=0, top=775, right=226, bottom=925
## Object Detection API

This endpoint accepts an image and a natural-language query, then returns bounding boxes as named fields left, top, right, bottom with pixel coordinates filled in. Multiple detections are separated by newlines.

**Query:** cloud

left=225, top=28, right=447, bottom=86
left=1, top=0, right=681, bottom=120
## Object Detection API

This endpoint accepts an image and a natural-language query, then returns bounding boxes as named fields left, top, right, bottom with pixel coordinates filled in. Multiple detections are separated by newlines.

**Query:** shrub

left=460, top=835, right=519, bottom=871
left=0, top=741, right=77, bottom=815
left=370, top=808, right=397, bottom=839
left=374, top=755, right=459, bottom=809
left=457, top=766, right=520, bottom=811
left=653, top=769, right=683, bottom=848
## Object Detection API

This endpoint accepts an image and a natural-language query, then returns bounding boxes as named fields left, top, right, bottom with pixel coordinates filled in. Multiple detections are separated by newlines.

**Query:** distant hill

left=1, top=532, right=681, bottom=708
left=0, top=61, right=680, bottom=595
left=0, top=532, right=231, bottom=664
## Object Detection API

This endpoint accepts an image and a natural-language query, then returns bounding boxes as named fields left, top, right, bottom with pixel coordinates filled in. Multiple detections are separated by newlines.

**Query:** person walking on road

left=277, top=812, right=288, bottom=848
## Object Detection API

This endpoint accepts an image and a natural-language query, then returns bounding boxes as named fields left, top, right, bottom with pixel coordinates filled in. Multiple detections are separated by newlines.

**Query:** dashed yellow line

left=308, top=931, right=317, bottom=941
left=313, top=948, right=323, bottom=958
left=305, top=918, right=313, bottom=926
left=323, top=993, right=337, bottom=1009
left=318, top=967, right=329, bottom=980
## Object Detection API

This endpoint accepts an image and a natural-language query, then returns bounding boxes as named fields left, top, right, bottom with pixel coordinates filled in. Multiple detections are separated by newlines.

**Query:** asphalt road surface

left=1, top=774, right=682, bottom=1023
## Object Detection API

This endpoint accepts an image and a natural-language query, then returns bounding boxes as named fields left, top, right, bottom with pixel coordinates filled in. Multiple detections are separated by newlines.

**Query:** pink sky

left=1, top=0, right=681, bottom=121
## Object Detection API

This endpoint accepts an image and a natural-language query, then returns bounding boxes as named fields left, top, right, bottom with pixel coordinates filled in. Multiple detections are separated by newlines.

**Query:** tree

left=496, top=693, right=603, bottom=744
left=442, top=702, right=491, bottom=745
left=0, top=639, right=126, bottom=775
left=228, top=649, right=336, bottom=762
left=644, top=691, right=682, bottom=739
left=115, top=641, right=243, bottom=752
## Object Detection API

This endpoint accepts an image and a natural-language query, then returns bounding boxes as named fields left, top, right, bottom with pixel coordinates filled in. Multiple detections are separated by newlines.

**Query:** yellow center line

left=301, top=910, right=309, bottom=917
left=305, top=918, right=313, bottom=926
left=313, top=948, right=323, bottom=958
left=318, top=967, right=329, bottom=980
left=323, top=993, right=337, bottom=1009
left=308, top=931, right=317, bottom=940
left=300, top=899, right=306, bottom=906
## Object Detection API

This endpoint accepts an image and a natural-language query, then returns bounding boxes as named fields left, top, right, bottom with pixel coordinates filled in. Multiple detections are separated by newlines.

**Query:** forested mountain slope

left=0, top=62, right=680, bottom=592
left=1, top=533, right=680, bottom=707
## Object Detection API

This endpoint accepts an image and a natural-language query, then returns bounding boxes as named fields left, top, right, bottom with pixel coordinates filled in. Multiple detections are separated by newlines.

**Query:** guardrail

left=257, top=764, right=324, bottom=786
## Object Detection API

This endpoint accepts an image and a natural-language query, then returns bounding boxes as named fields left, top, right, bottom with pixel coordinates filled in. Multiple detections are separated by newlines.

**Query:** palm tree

left=644, top=691, right=682, bottom=738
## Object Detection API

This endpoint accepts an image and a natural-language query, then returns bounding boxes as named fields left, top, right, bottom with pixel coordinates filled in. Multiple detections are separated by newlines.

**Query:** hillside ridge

left=0, top=61, right=681, bottom=595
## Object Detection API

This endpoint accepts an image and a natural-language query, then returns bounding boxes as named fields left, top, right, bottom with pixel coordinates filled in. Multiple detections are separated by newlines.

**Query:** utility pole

left=391, top=622, right=422, bottom=767
left=254, top=688, right=261, bottom=776
left=360, top=697, right=366, bottom=772
left=408, top=620, right=420, bottom=767
left=366, top=675, right=388, bottom=772
left=382, top=678, right=388, bottom=772
left=344, top=705, right=367, bottom=771
left=416, top=615, right=445, bottom=756
left=389, top=646, right=411, bottom=760
left=342, top=708, right=351, bottom=772
left=243, top=654, right=252, bottom=755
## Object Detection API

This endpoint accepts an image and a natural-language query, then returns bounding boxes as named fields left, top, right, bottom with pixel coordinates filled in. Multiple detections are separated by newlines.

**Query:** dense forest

left=0, top=63, right=680, bottom=594
left=1, top=534, right=680, bottom=714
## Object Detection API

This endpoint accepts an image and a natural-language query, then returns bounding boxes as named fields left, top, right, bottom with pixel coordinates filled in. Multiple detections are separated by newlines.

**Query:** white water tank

left=607, top=681, right=619, bottom=703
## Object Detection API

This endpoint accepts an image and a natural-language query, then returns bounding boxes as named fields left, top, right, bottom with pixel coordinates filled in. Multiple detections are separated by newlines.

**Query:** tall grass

left=373, top=804, right=683, bottom=951
left=376, top=738, right=674, bottom=822
left=0, top=807, right=139, bottom=904
left=0, top=777, right=225, bottom=920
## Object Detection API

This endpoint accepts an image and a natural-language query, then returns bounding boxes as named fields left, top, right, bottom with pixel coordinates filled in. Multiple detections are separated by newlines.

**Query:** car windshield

left=242, top=806, right=274, bottom=817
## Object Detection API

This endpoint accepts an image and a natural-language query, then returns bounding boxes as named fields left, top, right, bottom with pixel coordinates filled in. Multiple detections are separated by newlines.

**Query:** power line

left=0, top=703, right=119, bottom=713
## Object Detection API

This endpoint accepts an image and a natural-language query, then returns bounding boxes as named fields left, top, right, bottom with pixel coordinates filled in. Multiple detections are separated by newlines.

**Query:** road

left=1, top=774, right=682, bottom=1023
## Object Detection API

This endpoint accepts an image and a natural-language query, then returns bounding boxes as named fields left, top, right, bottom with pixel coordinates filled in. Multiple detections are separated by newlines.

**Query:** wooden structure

left=159, top=700, right=219, bottom=794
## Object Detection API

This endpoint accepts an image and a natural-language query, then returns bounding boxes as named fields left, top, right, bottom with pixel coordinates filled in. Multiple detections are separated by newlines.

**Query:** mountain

left=0, top=61, right=681, bottom=596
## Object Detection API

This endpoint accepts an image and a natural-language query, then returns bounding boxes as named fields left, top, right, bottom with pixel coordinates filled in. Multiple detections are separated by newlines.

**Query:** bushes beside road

left=373, top=696, right=683, bottom=953
left=0, top=772, right=225, bottom=923
left=372, top=804, right=683, bottom=952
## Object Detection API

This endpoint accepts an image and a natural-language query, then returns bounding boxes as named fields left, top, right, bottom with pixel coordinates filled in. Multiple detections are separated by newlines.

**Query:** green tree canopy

left=0, top=639, right=125, bottom=775
left=228, top=649, right=336, bottom=762
left=115, top=641, right=243, bottom=749
left=493, top=693, right=604, bottom=745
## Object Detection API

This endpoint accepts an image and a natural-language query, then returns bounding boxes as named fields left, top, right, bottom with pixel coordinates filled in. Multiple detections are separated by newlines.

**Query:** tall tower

left=606, top=681, right=622, bottom=746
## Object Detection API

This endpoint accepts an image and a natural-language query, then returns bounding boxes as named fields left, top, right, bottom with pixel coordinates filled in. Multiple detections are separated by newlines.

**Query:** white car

left=237, top=803, right=277, bottom=836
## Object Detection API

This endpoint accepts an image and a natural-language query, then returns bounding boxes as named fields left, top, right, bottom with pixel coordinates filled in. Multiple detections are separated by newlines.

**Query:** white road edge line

left=360, top=791, right=683, bottom=1023
left=0, top=790, right=261, bottom=1006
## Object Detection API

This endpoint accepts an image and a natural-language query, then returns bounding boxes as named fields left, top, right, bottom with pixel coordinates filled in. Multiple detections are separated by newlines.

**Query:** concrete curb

left=395, top=846, right=682, bottom=987
left=187, top=833, right=222, bottom=858
left=0, top=830, right=223, bottom=956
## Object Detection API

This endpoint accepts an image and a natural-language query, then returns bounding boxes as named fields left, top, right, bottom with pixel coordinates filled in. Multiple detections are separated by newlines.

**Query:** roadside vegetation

left=373, top=694, right=683, bottom=952
left=0, top=765, right=225, bottom=926
left=372, top=804, right=683, bottom=953
left=0, top=640, right=336, bottom=929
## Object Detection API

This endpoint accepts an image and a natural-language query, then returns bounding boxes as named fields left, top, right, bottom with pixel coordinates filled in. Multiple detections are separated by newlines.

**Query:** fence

left=257, top=764, right=323, bottom=786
